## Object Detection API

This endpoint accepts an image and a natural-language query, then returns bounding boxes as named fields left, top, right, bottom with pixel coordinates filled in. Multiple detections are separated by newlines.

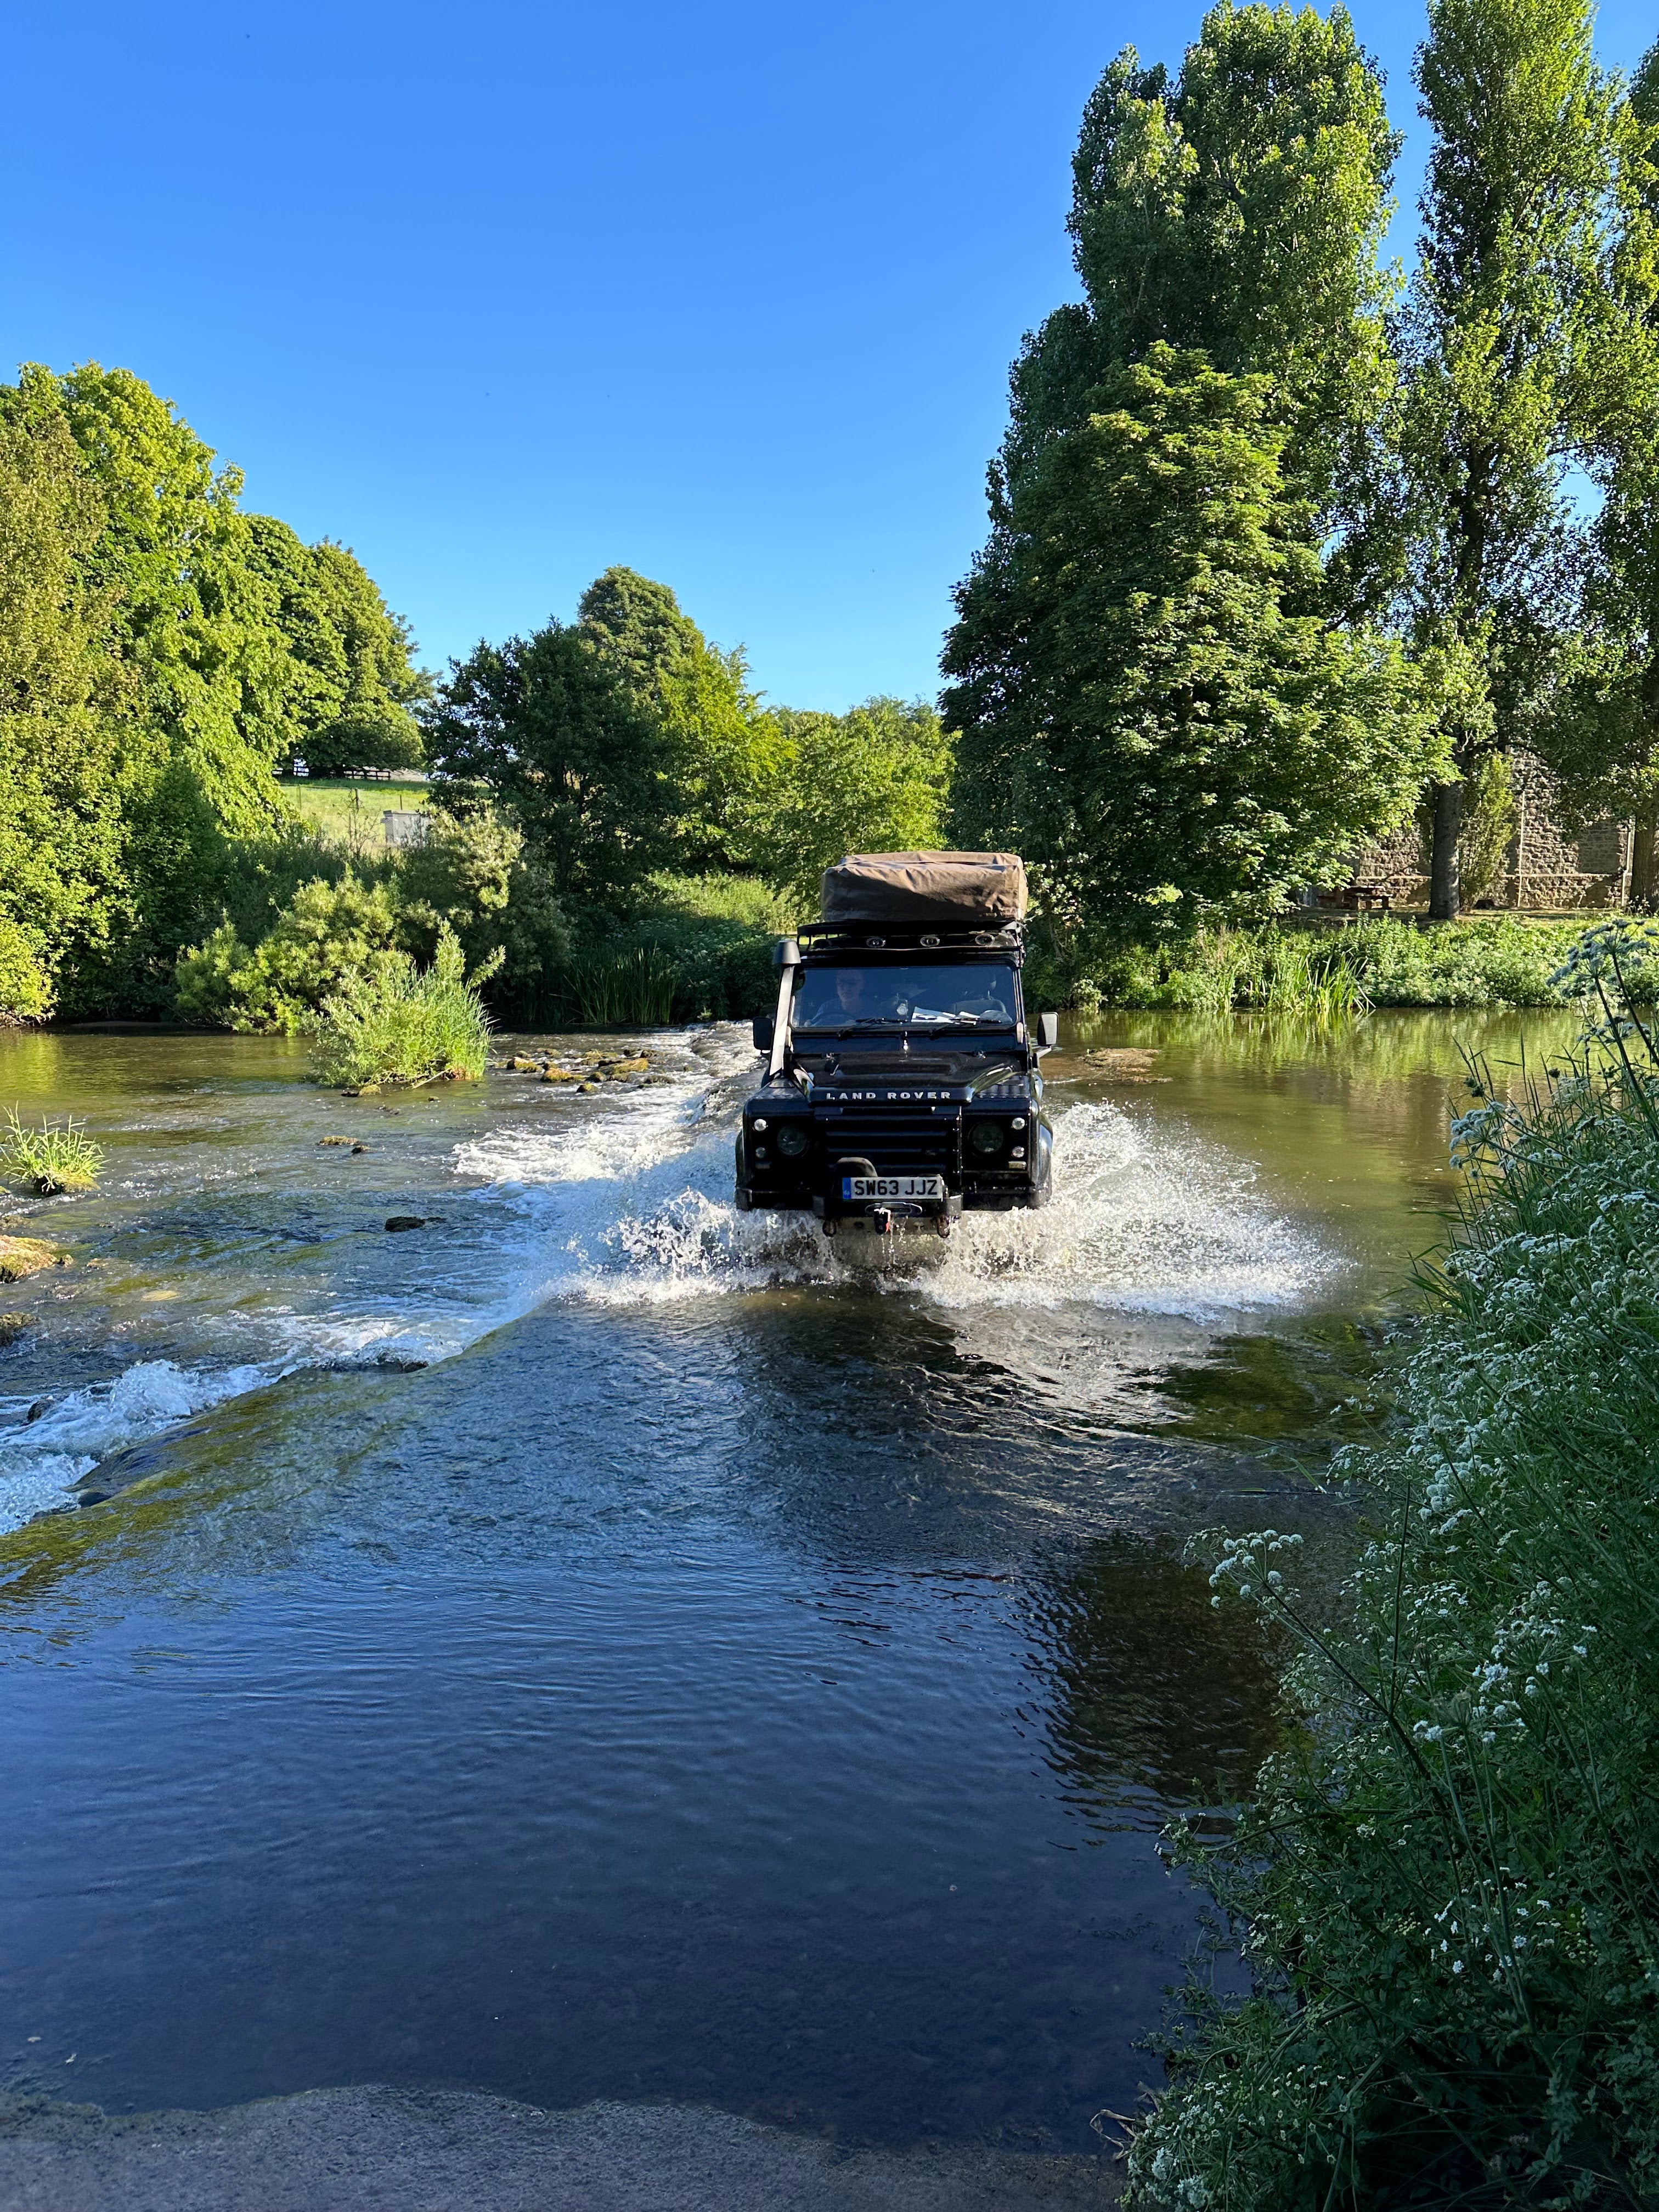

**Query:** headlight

left=776, top=1122, right=809, bottom=1158
left=968, top=1120, right=1005, bottom=1156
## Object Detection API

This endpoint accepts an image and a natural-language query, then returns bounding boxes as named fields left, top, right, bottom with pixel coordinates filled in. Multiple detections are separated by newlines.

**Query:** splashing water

left=451, top=1044, right=1336, bottom=1319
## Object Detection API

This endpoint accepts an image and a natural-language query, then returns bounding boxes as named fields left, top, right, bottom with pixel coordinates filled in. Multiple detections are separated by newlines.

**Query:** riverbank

left=0, top=2088, right=1119, bottom=2210
left=1127, top=963, right=1659, bottom=2203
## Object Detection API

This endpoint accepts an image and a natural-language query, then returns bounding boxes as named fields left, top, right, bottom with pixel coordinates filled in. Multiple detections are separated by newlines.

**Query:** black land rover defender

left=733, top=851, right=1057, bottom=1239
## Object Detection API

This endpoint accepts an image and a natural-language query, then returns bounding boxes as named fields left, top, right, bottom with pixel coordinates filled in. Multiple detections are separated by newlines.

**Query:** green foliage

left=0, top=359, right=427, bottom=1016
left=574, top=567, right=782, bottom=869
left=1127, top=943, right=1659, bottom=2206
left=310, top=924, right=493, bottom=1090
left=1532, top=46, right=1659, bottom=897
left=1047, top=915, right=1651, bottom=1013
left=1399, top=0, right=1659, bottom=912
left=946, top=348, right=1440, bottom=932
left=174, top=874, right=405, bottom=1034
left=0, top=372, right=131, bottom=1020
left=0, top=1109, right=103, bottom=1195
left=424, top=619, right=674, bottom=905
left=560, top=946, right=680, bottom=1026
left=744, top=697, right=951, bottom=905
left=245, top=517, right=427, bottom=774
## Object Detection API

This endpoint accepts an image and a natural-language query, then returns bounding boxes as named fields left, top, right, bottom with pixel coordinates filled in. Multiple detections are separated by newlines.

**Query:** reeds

left=0, top=1108, right=103, bottom=1195
left=310, top=924, right=493, bottom=1090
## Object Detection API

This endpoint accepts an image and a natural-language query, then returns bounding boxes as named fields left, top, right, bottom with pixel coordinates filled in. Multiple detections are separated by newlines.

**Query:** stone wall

left=1345, top=754, right=1628, bottom=911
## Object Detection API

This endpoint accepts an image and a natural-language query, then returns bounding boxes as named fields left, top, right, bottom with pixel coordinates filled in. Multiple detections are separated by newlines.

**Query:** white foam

left=449, top=1054, right=1336, bottom=1318
left=0, top=1358, right=278, bottom=1534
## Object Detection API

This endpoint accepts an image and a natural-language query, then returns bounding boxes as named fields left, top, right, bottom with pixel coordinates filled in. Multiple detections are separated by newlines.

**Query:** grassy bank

left=279, top=776, right=431, bottom=854
left=1127, top=938, right=1659, bottom=2207
left=1029, top=914, right=1659, bottom=1017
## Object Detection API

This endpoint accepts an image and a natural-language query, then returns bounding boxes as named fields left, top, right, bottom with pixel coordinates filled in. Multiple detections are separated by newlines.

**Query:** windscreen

left=792, top=963, right=1019, bottom=1032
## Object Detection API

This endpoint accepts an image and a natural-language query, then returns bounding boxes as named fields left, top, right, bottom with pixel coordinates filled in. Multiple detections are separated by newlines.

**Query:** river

left=0, top=1010, right=1575, bottom=2158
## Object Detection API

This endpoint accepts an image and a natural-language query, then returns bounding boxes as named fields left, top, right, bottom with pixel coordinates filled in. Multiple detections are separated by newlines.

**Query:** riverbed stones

left=0, top=2086, right=1125, bottom=2210
left=0, top=1311, right=30, bottom=1345
left=577, top=1080, right=602, bottom=1094
left=0, top=1235, right=70, bottom=1284
left=541, top=1065, right=580, bottom=1082
left=383, top=1216, right=427, bottom=1233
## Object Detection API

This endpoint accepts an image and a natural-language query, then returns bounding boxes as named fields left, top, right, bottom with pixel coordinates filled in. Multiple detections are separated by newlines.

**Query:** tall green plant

left=311, top=924, right=493, bottom=1090
left=1127, top=924, right=1659, bottom=2207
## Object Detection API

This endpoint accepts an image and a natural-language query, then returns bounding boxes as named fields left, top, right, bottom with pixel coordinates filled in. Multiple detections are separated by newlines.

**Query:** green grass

left=280, top=776, right=431, bottom=854
left=311, top=925, right=492, bottom=1090
left=1, top=1108, right=103, bottom=1194
left=1125, top=930, right=1659, bottom=2208
left=1032, top=914, right=1659, bottom=1016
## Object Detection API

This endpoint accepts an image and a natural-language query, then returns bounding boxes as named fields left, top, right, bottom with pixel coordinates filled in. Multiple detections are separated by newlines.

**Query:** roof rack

left=797, top=922, right=1025, bottom=958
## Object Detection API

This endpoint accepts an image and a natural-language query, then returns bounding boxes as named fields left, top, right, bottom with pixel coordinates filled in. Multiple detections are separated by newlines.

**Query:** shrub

left=1127, top=927, right=1659, bottom=2209
left=0, top=921, right=53, bottom=1024
left=1, top=1108, right=103, bottom=1194
left=174, top=874, right=405, bottom=1034
left=311, top=923, right=493, bottom=1089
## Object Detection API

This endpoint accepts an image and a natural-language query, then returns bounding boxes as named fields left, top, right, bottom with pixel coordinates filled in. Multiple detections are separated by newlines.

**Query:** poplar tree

left=1401, top=0, right=1657, bottom=916
left=946, top=3, right=1428, bottom=914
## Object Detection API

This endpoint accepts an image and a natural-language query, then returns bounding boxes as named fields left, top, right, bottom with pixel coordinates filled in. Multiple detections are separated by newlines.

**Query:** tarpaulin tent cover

left=819, top=852, right=1028, bottom=927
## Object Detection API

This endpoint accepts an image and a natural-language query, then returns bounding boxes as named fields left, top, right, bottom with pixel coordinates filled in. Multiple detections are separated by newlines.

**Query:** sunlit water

left=0, top=1011, right=1573, bottom=2147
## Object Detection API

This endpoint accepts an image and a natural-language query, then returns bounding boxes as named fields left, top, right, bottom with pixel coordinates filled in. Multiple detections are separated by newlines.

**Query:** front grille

left=814, top=1108, right=957, bottom=1173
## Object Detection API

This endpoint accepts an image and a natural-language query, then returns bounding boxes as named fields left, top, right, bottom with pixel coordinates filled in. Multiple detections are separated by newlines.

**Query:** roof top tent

left=816, top=851, right=1028, bottom=932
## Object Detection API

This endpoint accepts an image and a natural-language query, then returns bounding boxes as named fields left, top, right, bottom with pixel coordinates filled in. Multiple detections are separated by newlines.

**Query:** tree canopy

left=946, top=347, right=1439, bottom=932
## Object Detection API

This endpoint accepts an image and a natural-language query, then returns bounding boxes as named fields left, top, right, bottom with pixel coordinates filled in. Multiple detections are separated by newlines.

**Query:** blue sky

left=4, top=1, right=1652, bottom=709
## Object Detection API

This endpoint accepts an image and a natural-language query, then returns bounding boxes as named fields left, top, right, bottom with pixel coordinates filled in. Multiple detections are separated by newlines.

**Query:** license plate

left=842, top=1175, right=946, bottom=1201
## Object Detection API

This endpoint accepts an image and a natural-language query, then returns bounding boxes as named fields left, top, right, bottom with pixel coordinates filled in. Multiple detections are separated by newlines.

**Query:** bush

left=0, top=920, right=53, bottom=1024
left=174, top=874, right=405, bottom=1034
left=1, top=1108, right=102, bottom=1194
left=311, top=923, right=493, bottom=1089
left=1127, top=928, right=1659, bottom=2209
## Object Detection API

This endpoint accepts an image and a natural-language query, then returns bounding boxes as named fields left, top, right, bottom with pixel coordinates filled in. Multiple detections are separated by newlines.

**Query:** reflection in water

left=1028, top=1538, right=1284, bottom=1825
left=0, top=1012, right=1572, bottom=2150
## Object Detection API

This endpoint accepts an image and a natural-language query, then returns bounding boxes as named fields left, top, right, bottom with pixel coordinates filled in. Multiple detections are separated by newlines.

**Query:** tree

left=1528, top=43, right=1659, bottom=902
left=245, top=518, right=427, bottom=773
left=1400, top=0, right=1658, bottom=916
left=944, top=348, right=1438, bottom=933
left=0, top=372, right=129, bottom=1019
left=996, top=3, right=1400, bottom=534
left=744, top=698, right=951, bottom=905
left=422, top=620, right=673, bottom=906
left=577, top=566, right=778, bottom=867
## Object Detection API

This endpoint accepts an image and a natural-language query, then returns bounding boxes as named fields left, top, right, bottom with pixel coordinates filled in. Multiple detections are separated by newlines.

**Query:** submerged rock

left=577, top=1081, right=602, bottom=1094
left=384, top=1216, right=427, bottom=1233
left=0, top=1311, right=30, bottom=1346
left=0, top=1235, right=69, bottom=1284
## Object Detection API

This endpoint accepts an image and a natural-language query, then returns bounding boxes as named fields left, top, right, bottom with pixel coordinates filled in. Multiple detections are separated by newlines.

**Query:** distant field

left=280, top=775, right=431, bottom=851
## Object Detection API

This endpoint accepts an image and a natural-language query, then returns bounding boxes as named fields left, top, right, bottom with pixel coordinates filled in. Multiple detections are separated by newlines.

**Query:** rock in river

left=384, top=1216, right=427, bottom=1233
left=0, top=1236, right=70, bottom=1284
left=0, top=1311, right=31, bottom=1345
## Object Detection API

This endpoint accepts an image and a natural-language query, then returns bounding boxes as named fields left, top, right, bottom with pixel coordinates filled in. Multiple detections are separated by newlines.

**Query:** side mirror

left=1036, top=1011, right=1059, bottom=1051
left=752, top=1011, right=775, bottom=1052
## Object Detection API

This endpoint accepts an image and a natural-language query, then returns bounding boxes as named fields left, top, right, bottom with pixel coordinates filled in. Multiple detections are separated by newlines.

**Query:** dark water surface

left=0, top=1012, right=1571, bottom=2148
